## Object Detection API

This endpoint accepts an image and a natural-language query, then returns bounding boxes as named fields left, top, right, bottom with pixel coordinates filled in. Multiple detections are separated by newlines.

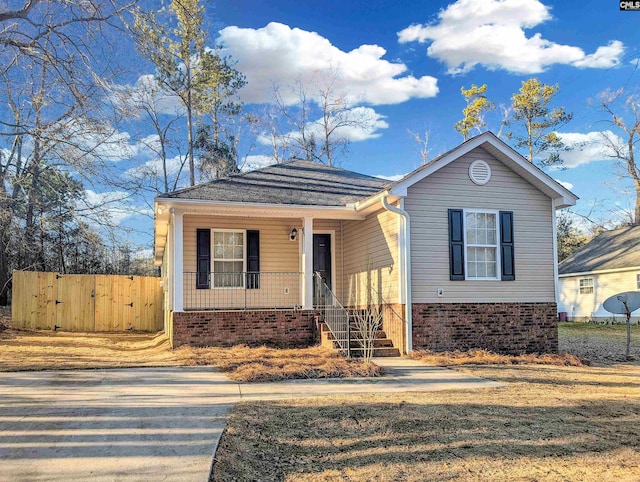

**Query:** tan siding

left=180, top=215, right=344, bottom=308
left=343, top=206, right=400, bottom=307
left=405, top=146, right=555, bottom=303
left=559, top=270, right=640, bottom=320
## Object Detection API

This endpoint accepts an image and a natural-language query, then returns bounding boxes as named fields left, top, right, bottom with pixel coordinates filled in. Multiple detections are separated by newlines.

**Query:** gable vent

left=469, top=160, right=491, bottom=185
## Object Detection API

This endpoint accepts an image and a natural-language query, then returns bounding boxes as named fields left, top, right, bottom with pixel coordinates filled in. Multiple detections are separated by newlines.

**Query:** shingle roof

left=558, top=225, right=640, bottom=275
left=158, top=159, right=390, bottom=206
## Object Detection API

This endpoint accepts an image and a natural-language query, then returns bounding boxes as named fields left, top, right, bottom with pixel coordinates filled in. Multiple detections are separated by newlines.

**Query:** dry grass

left=0, top=329, right=181, bottom=371
left=213, top=362, right=640, bottom=481
left=409, top=349, right=585, bottom=367
left=175, top=344, right=382, bottom=382
left=0, top=329, right=381, bottom=382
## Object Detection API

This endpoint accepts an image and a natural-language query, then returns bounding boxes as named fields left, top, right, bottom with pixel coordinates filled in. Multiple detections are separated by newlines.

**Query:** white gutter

left=381, top=195, right=412, bottom=354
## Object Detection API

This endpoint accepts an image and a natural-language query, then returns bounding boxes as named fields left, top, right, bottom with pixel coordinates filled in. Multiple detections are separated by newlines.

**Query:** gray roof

left=159, top=159, right=390, bottom=206
left=559, top=225, right=640, bottom=275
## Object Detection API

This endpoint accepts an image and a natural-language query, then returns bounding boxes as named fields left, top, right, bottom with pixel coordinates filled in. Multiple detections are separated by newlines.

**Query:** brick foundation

left=172, top=310, right=317, bottom=348
left=412, top=302, right=558, bottom=354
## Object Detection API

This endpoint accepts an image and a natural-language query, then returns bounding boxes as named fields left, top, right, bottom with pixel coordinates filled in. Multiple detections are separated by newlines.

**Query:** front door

left=313, top=234, right=332, bottom=304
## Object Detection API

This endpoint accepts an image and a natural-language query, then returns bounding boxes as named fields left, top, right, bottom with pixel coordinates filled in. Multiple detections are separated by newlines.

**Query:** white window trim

left=636, top=273, right=640, bottom=290
left=211, top=228, right=246, bottom=289
left=463, top=209, right=501, bottom=281
left=579, top=277, right=594, bottom=295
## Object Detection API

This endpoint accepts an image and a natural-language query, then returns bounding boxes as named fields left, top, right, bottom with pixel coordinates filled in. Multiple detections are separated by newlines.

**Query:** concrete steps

left=318, top=321, right=400, bottom=357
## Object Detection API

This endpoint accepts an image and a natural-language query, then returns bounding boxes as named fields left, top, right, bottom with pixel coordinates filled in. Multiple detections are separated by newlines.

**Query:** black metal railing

left=314, top=272, right=350, bottom=357
left=184, top=271, right=301, bottom=310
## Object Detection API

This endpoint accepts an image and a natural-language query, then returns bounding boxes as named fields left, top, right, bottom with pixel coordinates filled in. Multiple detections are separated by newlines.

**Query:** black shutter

left=246, top=230, right=260, bottom=289
left=499, top=211, right=515, bottom=281
left=196, top=229, right=210, bottom=289
left=448, top=209, right=465, bottom=280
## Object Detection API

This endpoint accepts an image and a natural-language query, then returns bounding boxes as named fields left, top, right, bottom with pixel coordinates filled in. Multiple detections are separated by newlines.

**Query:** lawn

left=212, top=324, right=640, bottom=481
left=0, top=329, right=381, bottom=380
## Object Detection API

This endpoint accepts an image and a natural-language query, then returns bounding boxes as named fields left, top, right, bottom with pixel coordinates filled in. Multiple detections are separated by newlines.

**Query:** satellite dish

left=603, top=291, right=640, bottom=315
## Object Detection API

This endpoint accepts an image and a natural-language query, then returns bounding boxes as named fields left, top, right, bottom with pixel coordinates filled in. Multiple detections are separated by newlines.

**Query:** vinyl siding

left=343, top=206, right=399, bottom=307
left=558, top=270, right=640, bottom=320
left=179, top=215, right=343, bottom=308
left=405, top=146, right=555, bottom=303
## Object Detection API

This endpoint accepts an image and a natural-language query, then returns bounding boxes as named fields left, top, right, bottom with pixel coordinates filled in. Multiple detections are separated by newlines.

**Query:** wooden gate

left=11, top=270, right=163, bottom=332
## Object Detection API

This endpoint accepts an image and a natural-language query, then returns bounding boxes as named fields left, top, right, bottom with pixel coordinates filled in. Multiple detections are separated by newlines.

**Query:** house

left=558, top=225, right=640, bottom=323
left=154, top=132, right=577, bottom=354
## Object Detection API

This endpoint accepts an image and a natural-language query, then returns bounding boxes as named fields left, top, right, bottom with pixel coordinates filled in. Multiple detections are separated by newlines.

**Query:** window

left=465, top=211, right=499, bottom=279
left=637, top=274, right=640, bottom=290
left=212, top=231, right=245, bottom=288
left=449, top=209, right=514, bottom=281
left=579, top=278, right=594, bottom=294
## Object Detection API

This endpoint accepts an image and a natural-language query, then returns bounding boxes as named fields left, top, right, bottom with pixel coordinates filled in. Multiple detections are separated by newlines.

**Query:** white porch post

left=301, top=217, right=314, bottom=309
left=172, top=209, right=184, bottom=312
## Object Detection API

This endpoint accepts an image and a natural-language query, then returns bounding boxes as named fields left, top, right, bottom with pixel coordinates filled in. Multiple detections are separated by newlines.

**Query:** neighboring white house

left=558, top=225, right=640, bottom=323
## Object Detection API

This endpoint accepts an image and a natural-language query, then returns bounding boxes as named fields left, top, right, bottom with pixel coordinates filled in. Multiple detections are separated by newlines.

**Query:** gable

left=389, top=132, right=577, bottom=209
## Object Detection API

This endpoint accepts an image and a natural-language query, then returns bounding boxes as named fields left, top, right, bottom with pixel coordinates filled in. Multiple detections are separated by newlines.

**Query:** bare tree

left=408, top=129, right=431, bottom=164
left=269, top=68, right=375, bottom=166
left=598, top=89, right=640, bottom=224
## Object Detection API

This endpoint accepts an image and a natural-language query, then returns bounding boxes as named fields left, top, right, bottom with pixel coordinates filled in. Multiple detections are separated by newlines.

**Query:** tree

left=507, top=78, right=573, bottom=166
left=598, top=89, right=640, bottom=224
left=407, top=129, right=431, bottom=164
left=269, top=69, right=375, bottom=166
left=132, top=0, right=211, bottom=186
left=195, top=50, right=249, bottom=179
left=454, top=84, right=495, bottom=141
left=556, top=211, right=588, bottom=262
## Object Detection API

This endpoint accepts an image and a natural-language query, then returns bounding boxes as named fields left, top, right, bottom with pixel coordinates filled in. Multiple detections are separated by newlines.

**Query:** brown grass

left=409, top=348, right=585, bottom=367
left=0, top=329, right=381, bottom=382
left=175, top=344, right=383, bottom=382
left=0, top=329, right=180, bottom=371
left=213, top=363, right=640, bottom=481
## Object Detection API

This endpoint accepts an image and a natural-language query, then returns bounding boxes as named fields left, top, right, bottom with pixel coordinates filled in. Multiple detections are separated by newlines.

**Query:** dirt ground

left=559, top=322, right=640, bottom=364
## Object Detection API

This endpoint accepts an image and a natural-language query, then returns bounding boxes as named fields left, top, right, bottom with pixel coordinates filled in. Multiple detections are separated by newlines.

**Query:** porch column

left=301, top=217, right=314, bottom=310
left=172, top=209, right=184, bottom=312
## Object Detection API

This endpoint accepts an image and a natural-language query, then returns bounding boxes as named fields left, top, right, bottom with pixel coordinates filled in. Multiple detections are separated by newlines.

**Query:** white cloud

left=125, top=154, right=185, bottom=180
left=78, top=190, right=150, bottom=225
left=554, top=179, right=573, bottom=190
left=572, top=41, right=624, bottom=69
left=375, top=173, right=407, bottom=182
left=218, top=22, right=439, bottom=105
left=117, top=74, right=184, bottom=117
left=397, top=0, right=624, bottom=74
left=554, top=131, right=622, bottom=168
left=240, top=155, right=277, bottom=172
left=258, top=107, right=389, bottom=149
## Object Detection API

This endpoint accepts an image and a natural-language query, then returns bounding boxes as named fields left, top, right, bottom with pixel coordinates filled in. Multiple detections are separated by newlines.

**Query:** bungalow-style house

left=558, top=225, right=640, bottom=323
left=154, top=132, right=577, bottom=355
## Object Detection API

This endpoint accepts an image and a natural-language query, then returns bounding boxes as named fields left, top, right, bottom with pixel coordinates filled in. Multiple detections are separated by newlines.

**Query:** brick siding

left=412, top=302, right=558, bottom=354
left=172, top=310, right=317, bottom=348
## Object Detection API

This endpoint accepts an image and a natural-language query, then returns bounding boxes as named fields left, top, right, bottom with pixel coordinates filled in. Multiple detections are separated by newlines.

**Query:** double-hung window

left=465, top=211, right=499, bottom=280
left=212, top=231, right=245, bottom=288
left=579, top=277, right=594, bottom=294
left=449, top=208, right=515, bottom=281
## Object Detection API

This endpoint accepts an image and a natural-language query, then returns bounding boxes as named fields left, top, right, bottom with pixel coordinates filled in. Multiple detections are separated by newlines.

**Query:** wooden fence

left=11, top=270, right=164, bottom=332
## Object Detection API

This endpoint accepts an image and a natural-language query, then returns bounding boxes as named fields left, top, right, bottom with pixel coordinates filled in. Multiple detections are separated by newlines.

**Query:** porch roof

left=158, top=159, right=390, bottom=206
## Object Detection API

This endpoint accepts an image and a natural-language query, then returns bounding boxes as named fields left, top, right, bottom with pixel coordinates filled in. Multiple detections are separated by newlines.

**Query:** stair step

left=348, top=347, right=401, bottom=358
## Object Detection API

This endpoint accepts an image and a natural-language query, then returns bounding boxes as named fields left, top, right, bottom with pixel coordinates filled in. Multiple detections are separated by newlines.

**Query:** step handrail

left=313, top=272, right=350, bottom=357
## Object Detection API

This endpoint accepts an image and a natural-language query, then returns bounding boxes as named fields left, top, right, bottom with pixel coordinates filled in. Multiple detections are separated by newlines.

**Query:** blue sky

left=113, top=0, right=640, bottom=246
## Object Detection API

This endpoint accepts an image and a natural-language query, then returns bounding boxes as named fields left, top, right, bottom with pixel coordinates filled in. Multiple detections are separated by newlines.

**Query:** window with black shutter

left=499, top=211, right=515, bottom=281
left=246, top=230, right=260, bottom=289
left=448, top=209, right=465, bottom=280
left=196, top=229, right=210, bottom=289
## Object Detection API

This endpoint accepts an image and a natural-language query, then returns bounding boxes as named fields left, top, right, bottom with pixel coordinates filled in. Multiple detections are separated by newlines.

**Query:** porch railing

left=314, top=272, right=351, bottom=357
left=183, top=271, right=301, bottom=310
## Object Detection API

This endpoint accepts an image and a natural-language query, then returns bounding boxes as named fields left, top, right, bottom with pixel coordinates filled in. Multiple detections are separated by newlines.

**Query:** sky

left=112, top=0, right=640, bottom=247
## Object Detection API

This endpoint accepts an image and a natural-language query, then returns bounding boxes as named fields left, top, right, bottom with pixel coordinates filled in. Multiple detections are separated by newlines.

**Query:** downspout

left=381, top=195, right=412, bottom=354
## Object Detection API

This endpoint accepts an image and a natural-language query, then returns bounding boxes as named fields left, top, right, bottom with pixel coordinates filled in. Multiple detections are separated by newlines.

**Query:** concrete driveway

left=0, top=367, right=240, bottom=482
left=0, top=361, right=502, bottom=482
